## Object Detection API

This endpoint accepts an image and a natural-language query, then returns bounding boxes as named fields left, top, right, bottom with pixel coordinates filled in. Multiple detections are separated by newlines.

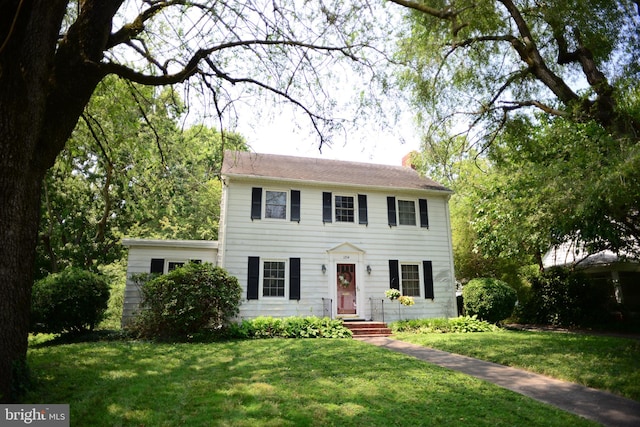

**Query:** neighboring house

left=542, top=241, right=640, bottom=315
left=122, top=150, right=458, bottom=324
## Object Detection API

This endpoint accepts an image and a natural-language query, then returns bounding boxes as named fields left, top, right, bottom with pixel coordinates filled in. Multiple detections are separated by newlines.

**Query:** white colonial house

left=122, top=150, right=458, bottom=324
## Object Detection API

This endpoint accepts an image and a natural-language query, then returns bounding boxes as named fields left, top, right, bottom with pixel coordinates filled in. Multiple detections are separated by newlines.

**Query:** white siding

left=121, top=241, right=218, bottom=325
left=219, top=178, right=457, bottom=321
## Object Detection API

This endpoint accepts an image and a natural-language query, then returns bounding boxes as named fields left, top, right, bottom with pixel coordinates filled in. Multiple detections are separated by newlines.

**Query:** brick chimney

left=402, top=151, right=418, bottom=170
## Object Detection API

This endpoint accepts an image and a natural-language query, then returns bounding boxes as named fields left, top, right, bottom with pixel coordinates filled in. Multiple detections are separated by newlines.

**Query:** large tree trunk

left=0, top=157, right=45, bottom=402
left=0, top=0, right=115, bottom=401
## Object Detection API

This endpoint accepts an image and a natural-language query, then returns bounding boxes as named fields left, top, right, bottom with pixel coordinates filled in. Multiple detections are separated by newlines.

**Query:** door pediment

left=327, top=242, right=366, bottom=254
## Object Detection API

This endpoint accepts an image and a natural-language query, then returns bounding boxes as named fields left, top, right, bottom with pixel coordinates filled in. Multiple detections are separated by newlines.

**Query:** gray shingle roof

left=221, top=150, right=452, bottom=193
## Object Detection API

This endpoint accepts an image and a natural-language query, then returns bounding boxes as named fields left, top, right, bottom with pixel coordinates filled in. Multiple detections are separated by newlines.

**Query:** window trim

left=397, top=199, right=417, bottom=226
left=400, top=263, right=421, bottom=297
left=334, top=194, right=356, bottom=223
left=324, top=192, right=367, bottom=224
left=264, top=189, right=288, bottom=220
left=261, top=259, right=287, bottom=298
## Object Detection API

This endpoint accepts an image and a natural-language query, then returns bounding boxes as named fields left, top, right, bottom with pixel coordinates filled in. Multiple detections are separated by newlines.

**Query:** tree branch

left=387, top=0, right=473, bottom=36
left=500, top=100, right=570, bottom=117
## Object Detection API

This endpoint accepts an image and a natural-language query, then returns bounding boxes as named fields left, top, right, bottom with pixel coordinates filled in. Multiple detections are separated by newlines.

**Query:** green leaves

left=37, top=76, right=248, bottom=277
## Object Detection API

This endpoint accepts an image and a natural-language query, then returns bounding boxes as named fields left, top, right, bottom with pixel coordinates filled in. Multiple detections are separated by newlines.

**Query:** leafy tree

left=393, top=0, right=640, bottom=260
left=37, top=77, right=246, bottom=279
left=0, top=0, right=388, bottom=401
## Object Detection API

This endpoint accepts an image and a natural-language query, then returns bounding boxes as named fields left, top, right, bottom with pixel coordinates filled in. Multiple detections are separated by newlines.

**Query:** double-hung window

left=401, top=264, right=420, bottom=297
left=335, top=195, right=355, bottom=222
left=323, top=192, right=368, bottom=224
left=265, top=191, right=287, bottom=219
left=263, top=261, right=286, bottom=297
left=251, top=187, right=301, bottom=222
left=247, top=257, right=301, bottom=300
left=387, top=197, right=429, bottom=228
left=398, top=200, right=417, bottom=225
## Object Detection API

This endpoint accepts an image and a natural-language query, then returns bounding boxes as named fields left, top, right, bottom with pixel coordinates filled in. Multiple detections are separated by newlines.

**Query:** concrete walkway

left=358, top=337, right=640, bottom=427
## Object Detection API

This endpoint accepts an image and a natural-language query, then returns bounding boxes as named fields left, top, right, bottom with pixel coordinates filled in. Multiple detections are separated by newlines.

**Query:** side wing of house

left=218, top=165, right=457, bottom=321
left=121, top=239, right=218, bottom=326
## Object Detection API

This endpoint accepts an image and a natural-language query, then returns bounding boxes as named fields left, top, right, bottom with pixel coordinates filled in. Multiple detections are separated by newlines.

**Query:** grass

left=25, top=338, right=596, bottom=426
left=394, top=329, right=640, bottom=401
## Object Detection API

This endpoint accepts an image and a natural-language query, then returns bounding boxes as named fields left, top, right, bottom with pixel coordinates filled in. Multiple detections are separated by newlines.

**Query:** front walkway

left=358, top=337, right=640, bottom=427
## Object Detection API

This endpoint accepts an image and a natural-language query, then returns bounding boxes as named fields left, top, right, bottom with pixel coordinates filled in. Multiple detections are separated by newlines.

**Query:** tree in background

left=392, top=1, right=640, bottom=268
left=0, top=0, right=390, bottom=401
left=37, top=76, right=247, bottom=279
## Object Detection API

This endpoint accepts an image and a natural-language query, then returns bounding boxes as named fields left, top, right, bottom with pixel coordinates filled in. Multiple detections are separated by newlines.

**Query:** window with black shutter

left=150, top=258, right=165, bottom=274
left=251, top=187, right=262, bottom=220
left=289, top=258, right=301, bottom=300
left=389, top=259, right=400, bottom=290
left=387, top=197, right=397, bottom=226
left=419, top=199, right=429, bottom=228
left=423, top=260, right=434, bottom=299
left=322, top=192, right=332, bottom=223
left=247, top=256, right=260, bottom=300
left=358, top=194, right=368, bottom=225
left=290, top=190, right=301, bottom=222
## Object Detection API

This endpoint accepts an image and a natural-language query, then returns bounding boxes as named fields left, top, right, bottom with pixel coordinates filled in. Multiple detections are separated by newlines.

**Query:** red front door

left=337, top=264, right=356, bottom=315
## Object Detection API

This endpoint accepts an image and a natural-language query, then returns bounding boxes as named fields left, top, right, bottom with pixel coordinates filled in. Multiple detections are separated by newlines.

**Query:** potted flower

left=385, top=289, right=401, bottom=300
left=398, top=295, right=415, bottom=306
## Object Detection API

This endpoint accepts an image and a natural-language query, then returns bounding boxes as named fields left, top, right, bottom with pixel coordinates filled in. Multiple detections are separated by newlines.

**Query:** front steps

left=342, top=320, right=392, bottom=338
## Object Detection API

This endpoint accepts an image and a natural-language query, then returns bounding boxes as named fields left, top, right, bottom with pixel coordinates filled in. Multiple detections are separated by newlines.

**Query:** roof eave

left=221, top=172, right=454, bottom=196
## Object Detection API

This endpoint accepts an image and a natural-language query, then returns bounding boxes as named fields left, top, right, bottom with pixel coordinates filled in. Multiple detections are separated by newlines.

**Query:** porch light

left=366, top=265, right=372, bottom=274
left=322, top=264, right=327, bottom=274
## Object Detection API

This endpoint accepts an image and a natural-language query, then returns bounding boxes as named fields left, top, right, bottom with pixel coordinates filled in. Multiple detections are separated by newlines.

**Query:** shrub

left=231, top=316, right=352, bottom=339
left=31, top=268, right=110, bottom=334
left=516, top=267, right=612, bottom=327
left=131, top=263, right=241, bottom=340
left=463, top=278, right=517, bottom=323
left=391, top=316, right=497, bottom=333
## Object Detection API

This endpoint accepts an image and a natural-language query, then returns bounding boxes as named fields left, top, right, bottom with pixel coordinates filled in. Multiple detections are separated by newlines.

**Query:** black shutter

left=247, top=257, right=260, bottom=300
left=419, top=199, right=429, bottom=228
left=423, top=260, right=434, bottom=299
left=322, top=192, right=332, bottom=223
left=358, top=194, right=368, bottom=225
left=387, top=196, right=397, bottom=226
left=289, top=258, right=301, bottom=300
left=291, top=190, right=301, bottom=222
left=389, top=260, right=400, bottom=290
left=150, top=258, right=165, bottom=274
left=251, top=187, right=262, bottom=220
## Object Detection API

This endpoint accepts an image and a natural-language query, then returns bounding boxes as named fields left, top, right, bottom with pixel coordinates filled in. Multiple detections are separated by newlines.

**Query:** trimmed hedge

left=31, top=268, right=110, bottom=334
left=463, top=278, right=517, bottom=323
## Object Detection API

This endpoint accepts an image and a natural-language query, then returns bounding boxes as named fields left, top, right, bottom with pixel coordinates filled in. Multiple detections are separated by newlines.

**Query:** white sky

left=243, top=121, right=420, bottom=167
left=231, top=91, right=422, bottom=166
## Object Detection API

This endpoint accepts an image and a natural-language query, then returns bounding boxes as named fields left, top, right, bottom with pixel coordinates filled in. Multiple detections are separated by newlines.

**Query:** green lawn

left=394, top=329, right=640, bottom=401
left=25, top=338, right=596, bottom=426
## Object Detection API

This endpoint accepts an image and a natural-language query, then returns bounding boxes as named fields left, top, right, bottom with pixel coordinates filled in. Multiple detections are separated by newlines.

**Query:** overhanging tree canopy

left=0, top=0, right=390, bottom=401
left=391, top=0, right=640, bottom=260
